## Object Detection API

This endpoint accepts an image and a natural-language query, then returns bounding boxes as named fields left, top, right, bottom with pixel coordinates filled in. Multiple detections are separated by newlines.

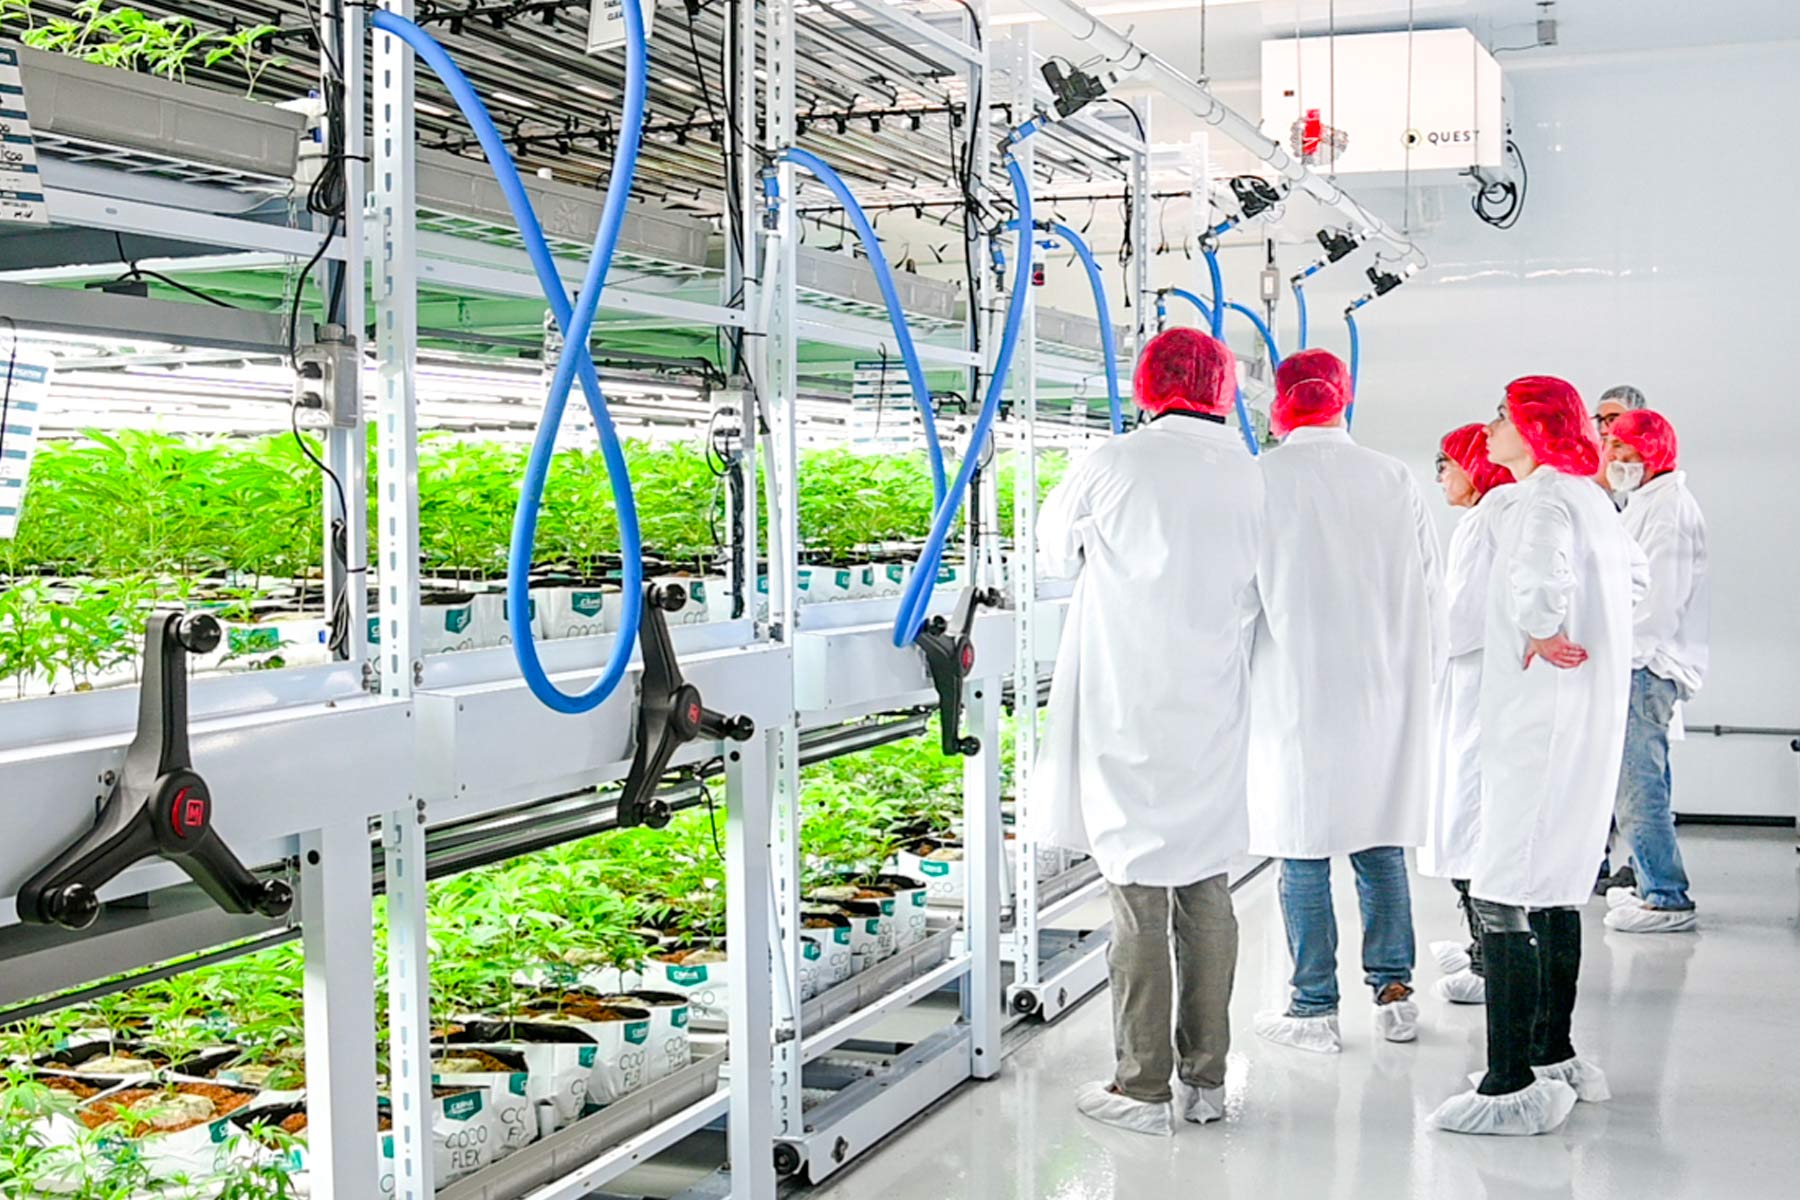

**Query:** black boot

left=1476, top=928, right=1539, bottom=1096
left=1530, top=908, right=1581, bottom=1067
left=1455, top=883, right=1486, bottom=978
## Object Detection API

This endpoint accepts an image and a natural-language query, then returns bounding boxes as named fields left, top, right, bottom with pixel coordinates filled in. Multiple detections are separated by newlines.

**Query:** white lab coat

left=1621, top=471, right=1709, bottom=700
left=1029, top=415, right=1264, bottom=887
left=1246, top=427, right=1447, bottom=859
left=1420, top=490, right=1515, bottom=880
left=1472, top=469, right=1649, bottom=909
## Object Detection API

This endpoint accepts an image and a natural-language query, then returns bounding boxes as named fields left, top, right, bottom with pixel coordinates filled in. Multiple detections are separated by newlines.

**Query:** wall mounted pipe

left=1017, top=0, right=1424, bottom=267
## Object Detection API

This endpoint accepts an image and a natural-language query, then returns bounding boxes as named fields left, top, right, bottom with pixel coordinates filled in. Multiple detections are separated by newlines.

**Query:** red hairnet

left=1133, top=328, right=1236, bottom=416
left=1609, top=409, right=1678, bottom=475
left=1272, top=349, right=1351, bottom=436
left=1504, top=375, right=1600, bottom=478
left=1441, top=423, right=1514, bottom=497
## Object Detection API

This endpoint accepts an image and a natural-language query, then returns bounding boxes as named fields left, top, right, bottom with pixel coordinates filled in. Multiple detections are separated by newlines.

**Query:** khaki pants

left=1106, top=873, right=1238, bottom=1103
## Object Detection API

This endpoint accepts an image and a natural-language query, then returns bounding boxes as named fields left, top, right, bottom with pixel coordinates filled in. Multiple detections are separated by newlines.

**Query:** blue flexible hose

left=1001, top=219, right=1122, bottom=434
left=1293, top=282, right=1309, bottom=349
left=370, top=8, right=645, bottom=715
left=775, top=147, right=946, bottom=505
left=1224, top=301, right=1282, bottom=369
left=1167, top=287, right=1213, bottom=328
left=1203, top=247, right=1225, bottom=339
left=891, top=153, right=1034, bottom=648
left=1346, top=311, right=1361, bottom=427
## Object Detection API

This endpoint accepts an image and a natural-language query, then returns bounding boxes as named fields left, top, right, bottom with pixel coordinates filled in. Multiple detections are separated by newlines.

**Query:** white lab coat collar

left=1147, top=413, right=1247, bottom=448
left=1280, top=425, right=1354, bottom=446
left=1626, top=470, right=1686, bottom=505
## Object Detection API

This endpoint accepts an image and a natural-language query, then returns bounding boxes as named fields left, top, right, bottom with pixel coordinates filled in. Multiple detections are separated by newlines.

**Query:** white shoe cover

left=1374, top=998, right=1420, bottom=1043
left=1435, top=969, right=1487, bottom=1005
left=1534, top=1056, right=1611, bottom=1102
left=1606, top=887, right=1641, bottom=910
left=1429, top=1078, right=1578, bottom=1136
left=1076, top=1082, right=1173, bottom=1136
left=1431, top=939, right=1473, bottom=975
left=1604, top=903, right=1697, bottom=933
left=1175, top=1080, right=1226, bottom=1124
left=1253, top=1010, right=1342, bottom=1053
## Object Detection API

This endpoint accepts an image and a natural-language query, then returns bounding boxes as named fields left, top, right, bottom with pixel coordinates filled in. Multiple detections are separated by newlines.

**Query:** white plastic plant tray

left=431, top=1049, right=725, bottom=1200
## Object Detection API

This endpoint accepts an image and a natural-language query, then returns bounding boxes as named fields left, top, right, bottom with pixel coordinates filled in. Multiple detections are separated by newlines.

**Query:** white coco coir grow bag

left=639, top=945, right=731, bottom=1024
left=430, top=1046, right=535, bottom=1159
left=504, top=999, right=654, bottom=1109
left=594, top=991, right=691, bottom=1084
left=444, top=1020, right=604, bottom=1136
left=796, top=912, right=855, bottom=1001
left=377, top=1085, right=508, bottom=1194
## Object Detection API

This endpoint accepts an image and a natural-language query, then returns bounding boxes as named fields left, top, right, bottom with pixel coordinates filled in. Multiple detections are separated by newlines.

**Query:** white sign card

left=0, top=47, right=50, bottom=226
left=0, top=354, right=55, bottom=540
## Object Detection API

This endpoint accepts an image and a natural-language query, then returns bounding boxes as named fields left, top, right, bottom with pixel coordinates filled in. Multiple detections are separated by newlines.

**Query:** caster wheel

left=773, top=1143, right=803, bottom=1177
left=1011, top=991, right=1039, bottom=1016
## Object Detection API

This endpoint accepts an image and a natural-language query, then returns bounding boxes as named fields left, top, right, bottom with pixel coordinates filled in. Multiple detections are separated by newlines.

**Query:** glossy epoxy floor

left=805, top=827, right=1800, bottom=1200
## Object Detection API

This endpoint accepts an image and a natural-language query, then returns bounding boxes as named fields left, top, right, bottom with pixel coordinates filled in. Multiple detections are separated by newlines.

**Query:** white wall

left=1254, top=41, right=1800, bottom=817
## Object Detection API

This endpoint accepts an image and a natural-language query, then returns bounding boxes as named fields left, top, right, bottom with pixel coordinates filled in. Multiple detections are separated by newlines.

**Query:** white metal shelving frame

left=0, top=2, right=1165, bottom=1198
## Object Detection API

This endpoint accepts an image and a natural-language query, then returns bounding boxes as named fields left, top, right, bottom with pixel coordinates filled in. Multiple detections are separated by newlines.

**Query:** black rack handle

left=619, top=585, right=754, bottom=829
left=914, top=585, right=1002, bottom=758
left=17, top=613, right=294, bottom=931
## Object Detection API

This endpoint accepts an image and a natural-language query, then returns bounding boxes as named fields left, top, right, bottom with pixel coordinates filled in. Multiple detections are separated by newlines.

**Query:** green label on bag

left=228, top=625, right=282, bottom=654
left=671, top=1008, right=689, bottom=1028
left=579, top=1047, right=597, bottom=1068
left=442, top=608, right=472, bottom=634
left=383, top=1135, right=394, bottom=1158
left=443, top=1092, right=483, bottom=1120
left=879, top=898, right=895, bottom=916
left=935, top=565, right=956, bottom=584
left=861, top=566, right=877, bottom=586
left=833, top=927, right=851, bottom=945
left=886, top=564, right=906, bottom=583
left=665, top=965, right=709, bottom=986
left=911, top=891, right=927, bottom=908
left=506, top=599, right=537, bottom=621
left=368, top=616, right=382, bottom=644
left=864, top=920, right=881, bottom=936
left=510, top=1074, right=528, bottom=1096
left=803, top=940, right=822, bottom=961
left=624, top=1021, right=650, bottom=1045
left=691, top=581, right=707, bottom=602
left=209, top=1119, right=232, bottom=1144
left=920, top=860, right=950, bottom=877
left=572, top=591, right=606, bottom=617
left=757, top=575, right=769, bottom=594
left=835, top=569, right=852, bottom=588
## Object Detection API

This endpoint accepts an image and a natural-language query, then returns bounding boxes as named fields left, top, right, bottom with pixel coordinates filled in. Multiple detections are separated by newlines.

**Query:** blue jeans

left=1615, top=668, right=1694, bottom=910
left=1277, top=847, right=1415, bottom=1017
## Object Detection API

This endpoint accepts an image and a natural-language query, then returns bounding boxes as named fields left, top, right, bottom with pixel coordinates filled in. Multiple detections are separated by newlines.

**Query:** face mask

left=1606, top=460, right=1645, bottom=493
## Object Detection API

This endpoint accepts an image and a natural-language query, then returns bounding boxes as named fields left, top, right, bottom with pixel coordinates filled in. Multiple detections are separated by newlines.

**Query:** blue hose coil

left=370, top=7, right=646, bottom=715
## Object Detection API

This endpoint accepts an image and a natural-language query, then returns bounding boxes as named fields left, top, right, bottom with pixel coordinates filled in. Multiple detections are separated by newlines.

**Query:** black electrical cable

left=1106, top=97, right=1146, bottom=144
left=289, top=399, right=358, bottom=658
left=108, top=232, right=239, bottom=309
left=1471, top=139, right=1528, bottom=230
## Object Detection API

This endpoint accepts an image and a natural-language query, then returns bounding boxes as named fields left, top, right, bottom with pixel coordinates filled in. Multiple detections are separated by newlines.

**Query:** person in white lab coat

left=1432, top=376, right=1647, bottom=1137
left=1421, top=423, right=1517, bottom=1006
left=1247, top=348, right=1447, bottom=1055
left=1599, top=409, right=1710, bottom=933
left=1031, top=328, right=1263, bottom=1136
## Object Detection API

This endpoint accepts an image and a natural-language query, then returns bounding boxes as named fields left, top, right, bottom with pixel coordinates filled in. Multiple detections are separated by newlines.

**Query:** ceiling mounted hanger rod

left=1016, top=0, right=1425, bottom=269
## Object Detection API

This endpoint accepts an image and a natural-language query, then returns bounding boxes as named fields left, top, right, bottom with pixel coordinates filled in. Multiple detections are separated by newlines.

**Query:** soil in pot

left=79, top=1081, right=254, bottom=1133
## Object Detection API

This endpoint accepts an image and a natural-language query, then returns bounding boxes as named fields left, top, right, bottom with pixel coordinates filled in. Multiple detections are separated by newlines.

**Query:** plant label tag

left=0, top=50, right=48, bottom=227
left=0, top=354, right=53, bottom=539
left=587, top=0, right=657, bottom=55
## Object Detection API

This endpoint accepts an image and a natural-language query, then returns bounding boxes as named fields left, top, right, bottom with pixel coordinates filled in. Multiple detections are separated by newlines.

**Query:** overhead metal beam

left=0, top=279, right=306, bottom=351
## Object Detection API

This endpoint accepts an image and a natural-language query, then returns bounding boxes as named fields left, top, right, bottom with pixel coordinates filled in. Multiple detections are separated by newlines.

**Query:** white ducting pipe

left=1018, top=0, right=1424, bottom=266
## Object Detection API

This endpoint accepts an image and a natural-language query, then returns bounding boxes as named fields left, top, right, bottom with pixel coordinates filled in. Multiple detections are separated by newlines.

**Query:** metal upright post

left=1006, top=27, right=1043, bottom=994
left=373, top=4, right=431, bottom=1197
left=763, top=0, right=807, bottom=1145
left=725, top=732, right=778, bottom=1200
left=300, top=820, right=379, bottom=1198
left=965, top=3, right=1001, bottom=595
left=321, top=0, right=368, bottom=666
left=963, top=663, right=1003, bottom=1077
left=1128, top=105, right=1152, bottom=365
left=728, top=0, right=759, bottom=631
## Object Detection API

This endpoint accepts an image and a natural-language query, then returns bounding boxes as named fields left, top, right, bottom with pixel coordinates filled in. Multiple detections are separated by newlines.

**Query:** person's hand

left=1525, top=633, right=1588, bottom=670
